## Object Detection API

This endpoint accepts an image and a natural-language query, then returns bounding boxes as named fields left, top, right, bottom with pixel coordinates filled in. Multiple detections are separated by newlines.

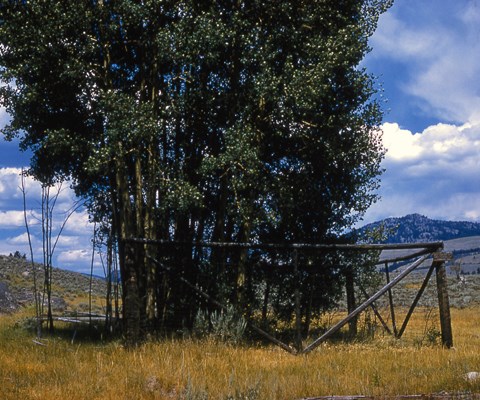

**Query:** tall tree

left=1, top=0, right=392, bottom=343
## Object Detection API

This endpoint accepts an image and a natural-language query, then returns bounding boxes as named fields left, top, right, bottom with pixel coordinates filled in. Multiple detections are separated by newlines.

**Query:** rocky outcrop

left=0, top=281, right=18, bottom=313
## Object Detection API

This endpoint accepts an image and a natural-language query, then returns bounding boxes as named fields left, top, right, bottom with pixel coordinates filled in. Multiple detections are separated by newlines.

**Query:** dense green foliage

left=0, top=0, right=391, bottom=343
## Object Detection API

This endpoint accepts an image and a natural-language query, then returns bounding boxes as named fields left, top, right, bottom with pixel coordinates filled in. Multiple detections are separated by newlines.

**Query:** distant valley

left=359, top=213, right=480, bottom=275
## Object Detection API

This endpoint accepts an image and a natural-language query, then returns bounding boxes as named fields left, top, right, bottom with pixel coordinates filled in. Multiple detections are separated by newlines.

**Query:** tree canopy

left=0, top=0, right=392, bottom=343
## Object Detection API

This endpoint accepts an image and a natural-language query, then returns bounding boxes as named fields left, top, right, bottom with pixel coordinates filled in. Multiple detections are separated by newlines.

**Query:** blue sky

left=361, top=0, right=480, bottom=224
left=1, top=0, right=480, bottom=273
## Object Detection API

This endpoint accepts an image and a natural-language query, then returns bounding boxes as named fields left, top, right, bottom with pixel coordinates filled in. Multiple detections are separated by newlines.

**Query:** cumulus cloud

left=0, top=167, right=50, bottom=206
left=362, top=121, right=480, bottom=224
left=383, top=122, right=480, bottom=163
left=55, top=235, right=83, bottom=248
left=0, top=210, right=26, bottom=228
left=57, top=249, right=103, bottom=275
left=0, top=167, right=23, bottom=202
left=7, top=232, right=31, bottom=245
left=0, top=166, right=84, bottom=211
left=57, top=249, right=90, bottom=264
left=382, top=123, right=423, bottom=160
left=62, top=210, right=92, bottom=236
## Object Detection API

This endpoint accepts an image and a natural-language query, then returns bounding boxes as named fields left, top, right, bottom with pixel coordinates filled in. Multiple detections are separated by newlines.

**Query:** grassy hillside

left=0, top=254, right=107, bottom=314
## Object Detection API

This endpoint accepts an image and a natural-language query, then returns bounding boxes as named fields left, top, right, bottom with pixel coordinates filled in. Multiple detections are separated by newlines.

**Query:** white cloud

left=407, top=48, right=480, bottom=124
left=0, top=167, right=23, bottom=201
left=0, top=110, right=7, bottom=128
left=55, top=235, right=83, bottom=248
left=0, top=167, right=87, bottom=219
left=57, top=249, right=90, bottom=264
left=6, top=232, right=37, bottom=248
left=362, top=120, right=480, bottom=225
left=382, top=123, right=423, bottom=160
left=0, top=231, right=38, bottom=258
left=369, top=1, right=480, bottom=125
left=371, top=12, right=443, bottom=60
left=0, top=210, right=25, bottom=228
left=0, top=209, right=42, bottom=229
left=57, top=249, right=104, bottom=275
left=0, top=167, right=46, bottom=206
left=383, top=121, right=480, bottom=166
left=62, top=210, right=92, bottom=236
left=352, top=15, right=479, bottom=228
left=7, top=232, right=31, bottom=245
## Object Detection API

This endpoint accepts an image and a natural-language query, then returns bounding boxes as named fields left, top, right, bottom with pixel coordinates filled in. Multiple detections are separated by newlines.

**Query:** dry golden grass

left=1, top=307, right=479, bottom=400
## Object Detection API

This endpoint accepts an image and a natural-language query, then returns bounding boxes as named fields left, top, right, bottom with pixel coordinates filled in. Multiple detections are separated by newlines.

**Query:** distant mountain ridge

left=359, top=213, right=480, bottom=243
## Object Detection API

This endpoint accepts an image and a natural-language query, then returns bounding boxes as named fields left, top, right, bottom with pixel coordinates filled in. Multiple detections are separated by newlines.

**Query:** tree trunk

left=114, top=148, right=143, bottom=344
left=124, top=244, right=141, bottom=346
left=144, top=142, right=159, bottom=331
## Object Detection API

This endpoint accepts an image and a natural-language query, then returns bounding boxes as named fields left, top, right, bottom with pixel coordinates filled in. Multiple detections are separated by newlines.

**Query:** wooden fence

left=127, top=239, right=453, bottom=355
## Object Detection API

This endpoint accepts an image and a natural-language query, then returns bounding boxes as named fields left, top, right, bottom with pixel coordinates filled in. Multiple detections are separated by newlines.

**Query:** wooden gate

left=128, top=239, right=453, bottom=354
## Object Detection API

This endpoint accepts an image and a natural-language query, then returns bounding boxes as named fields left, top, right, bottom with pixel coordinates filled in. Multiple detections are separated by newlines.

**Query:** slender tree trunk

left=105, top=231, right=113, bottom=334
left=144, top=142, right=159, bottom=331
left=21, top=171, right=41, bottom=337
left=41, top=187, right=54, bottom=333
left=133, top=152, right=148, bottom=335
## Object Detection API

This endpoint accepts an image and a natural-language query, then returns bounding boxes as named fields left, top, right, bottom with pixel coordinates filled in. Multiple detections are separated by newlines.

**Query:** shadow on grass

left=17, top=316, right=122, bottom=344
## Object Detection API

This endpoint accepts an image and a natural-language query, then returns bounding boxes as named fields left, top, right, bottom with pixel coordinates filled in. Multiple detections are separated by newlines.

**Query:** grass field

left=1, top=306, right=479, bottom=400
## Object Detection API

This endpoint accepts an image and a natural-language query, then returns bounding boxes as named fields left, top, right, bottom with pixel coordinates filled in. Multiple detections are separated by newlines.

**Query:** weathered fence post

left=345, top=266, right=357, bottom=336
left=385, top=262, right=398, bottom=336
left=433, top=252, right=453, bottom=348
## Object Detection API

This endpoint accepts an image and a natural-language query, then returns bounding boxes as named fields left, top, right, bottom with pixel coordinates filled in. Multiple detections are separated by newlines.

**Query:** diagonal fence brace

left=301, top=253, right=431, bottom=354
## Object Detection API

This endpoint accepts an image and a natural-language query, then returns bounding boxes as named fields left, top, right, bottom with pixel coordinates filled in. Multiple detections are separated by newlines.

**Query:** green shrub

left=193, top=305, right=247, bottom=344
